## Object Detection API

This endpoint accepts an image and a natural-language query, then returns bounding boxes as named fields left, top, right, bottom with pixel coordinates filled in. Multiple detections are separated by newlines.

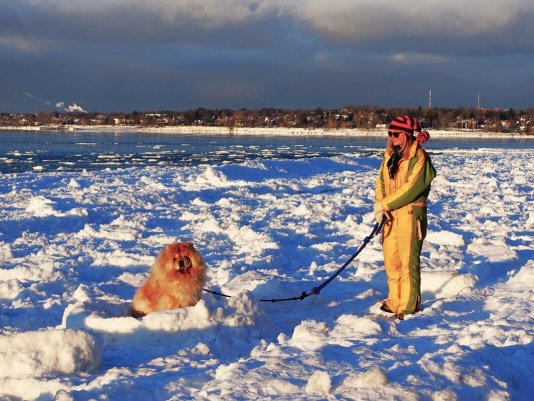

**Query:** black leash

left=203, top=217, right=386, bottom=303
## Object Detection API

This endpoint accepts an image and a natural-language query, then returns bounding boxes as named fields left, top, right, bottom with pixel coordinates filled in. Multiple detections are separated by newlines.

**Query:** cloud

left=284, top=0, right=520, bottom=38
left=2, top=1, right=533, bottom=55
left=389, top=52, right=449, bottom=65
left=1, top=1, right=533, bottom=111
left=148, top=0, right=273, bottom=27
left=0, top=0, right=279, bottom=50
left=33, top=0, right=270, bottom=27
left=0, top=35, right=55, bottom=53
left=281, top=1, right=534, bottom=54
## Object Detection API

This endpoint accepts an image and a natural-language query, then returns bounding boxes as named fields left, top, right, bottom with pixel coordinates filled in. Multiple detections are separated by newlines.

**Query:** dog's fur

left=131, top=242, right=206, bottom=317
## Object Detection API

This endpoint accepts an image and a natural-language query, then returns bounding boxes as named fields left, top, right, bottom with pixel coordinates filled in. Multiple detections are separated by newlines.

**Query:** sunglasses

left=388, top=131, right=404, bottom=138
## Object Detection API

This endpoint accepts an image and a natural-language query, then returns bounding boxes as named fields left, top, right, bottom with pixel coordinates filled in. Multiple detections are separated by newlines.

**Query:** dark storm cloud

left=1, top=0, right=533, bottom=112
left=0, top=0, right=286, bottom=48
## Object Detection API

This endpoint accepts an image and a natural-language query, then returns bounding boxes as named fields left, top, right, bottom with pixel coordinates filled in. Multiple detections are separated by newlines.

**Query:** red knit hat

left=389, top=115, right=420, bottom=135
left=389, top=115, right=429, bottom=144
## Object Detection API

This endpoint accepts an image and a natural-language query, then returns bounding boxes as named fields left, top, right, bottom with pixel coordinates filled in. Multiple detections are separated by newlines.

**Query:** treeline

left=2, top=106, right=533, bottom=133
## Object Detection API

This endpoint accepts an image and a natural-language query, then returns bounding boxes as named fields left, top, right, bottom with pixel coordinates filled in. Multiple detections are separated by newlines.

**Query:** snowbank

left=4, top=124, right=533, bottom=139
left=305, top=370, right=331, bottom=395
left=0, top=329, right=102, bottom=378
left=426, top=230, right=465, bottom=247
left=421, top=271, right=477, bottom=299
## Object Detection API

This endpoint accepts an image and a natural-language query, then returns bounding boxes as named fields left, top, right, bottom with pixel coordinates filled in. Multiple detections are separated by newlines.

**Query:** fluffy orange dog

left=131, top=242, right=206, bottom=317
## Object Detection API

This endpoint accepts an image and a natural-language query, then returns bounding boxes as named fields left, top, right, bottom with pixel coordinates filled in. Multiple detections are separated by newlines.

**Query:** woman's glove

left=374, top=201, right=384, bottom=223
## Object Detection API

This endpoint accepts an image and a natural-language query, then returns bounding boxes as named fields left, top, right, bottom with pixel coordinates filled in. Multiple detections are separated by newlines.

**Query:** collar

left=386, top=140, right=419, bottom=160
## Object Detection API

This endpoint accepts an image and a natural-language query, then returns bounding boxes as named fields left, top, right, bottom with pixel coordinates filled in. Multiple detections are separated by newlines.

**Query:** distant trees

left=1, top=106, right=532, bottom=134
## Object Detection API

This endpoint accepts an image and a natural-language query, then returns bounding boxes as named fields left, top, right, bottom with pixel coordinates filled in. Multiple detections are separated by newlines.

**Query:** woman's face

left=389, top=130, right=409, bottom=148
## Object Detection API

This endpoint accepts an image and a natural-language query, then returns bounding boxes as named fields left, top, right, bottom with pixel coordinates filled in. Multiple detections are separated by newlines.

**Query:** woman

left=374, top=115, right=436, bottom=320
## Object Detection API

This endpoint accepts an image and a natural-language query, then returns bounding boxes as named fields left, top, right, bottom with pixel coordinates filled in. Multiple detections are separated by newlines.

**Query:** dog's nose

left=177, top=256, right=192, bottom=271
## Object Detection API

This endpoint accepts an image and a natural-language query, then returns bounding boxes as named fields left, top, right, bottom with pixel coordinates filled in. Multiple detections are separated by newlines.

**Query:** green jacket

left=375, top=140, right=436, bottom=211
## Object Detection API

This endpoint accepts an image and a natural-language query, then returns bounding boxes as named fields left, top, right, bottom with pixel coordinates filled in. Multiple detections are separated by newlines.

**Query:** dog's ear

left=185, top=242, right=195, bottom=249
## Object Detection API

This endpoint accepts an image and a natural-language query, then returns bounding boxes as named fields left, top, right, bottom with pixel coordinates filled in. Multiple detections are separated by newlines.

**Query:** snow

left=340, top=366, right=389, bottom=388
left=0, top=329, right=102, bottom=378
left=426, top=230, right=465, bottom=247
left=9, top=124, right=534, bottom=140
left=305, top=370, right=332, bottom=395
left=0, top=146, right=533, bottom=400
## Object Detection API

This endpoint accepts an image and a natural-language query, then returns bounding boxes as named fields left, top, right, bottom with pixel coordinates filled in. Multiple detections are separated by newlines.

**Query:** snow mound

left=467, top=238, right=517, bottom=262
left=527, top=212, right=534, bottom=229
left=55, top=390, right=76, bottom=401
left=0, top=262, right=59, bottom=282
left=25, top=195, right=87, bottom=217
left=341, top=366, right=389, bottom=388
left=289, top=316, right=381, bottom=351
left=0, top=242, right=13, bottom=259
left=62, top=301, right=212, bottom=335
left=432, top=390, right=458, bottom=401
left=421, top=271, right=477, bottom=299
left=63, top=292, right=263, bottom=338
left=224, top=291, right=262, bottom=327
left=289, top=320, right=329, bottom=351
left=331, top=314, right=382, bottom=343
left=26, top=195, right=60, bottom=217
left=226, top=224, right=279, bottom=255
left=188, top=166, right=234, bottom=189
left=507, top=260, right=534, bottom=288
left=0, top=329, right=102, bottom=378
left=223, top=270, right=271, bottom=295
left=305, top=370, right=331, bottom=395
left=140, top=300, right=212, bottom=332
left=426, top=230, right=465, bottom=247
left=80, top=214, right=143, bottom=242
left=67, top=178, right=80, bottom=188
left=0, top=279, right=23, bottom=300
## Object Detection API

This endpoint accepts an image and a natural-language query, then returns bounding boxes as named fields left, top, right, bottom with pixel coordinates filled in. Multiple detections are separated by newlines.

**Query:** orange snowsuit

left=375, top=140, right=436, bottom=315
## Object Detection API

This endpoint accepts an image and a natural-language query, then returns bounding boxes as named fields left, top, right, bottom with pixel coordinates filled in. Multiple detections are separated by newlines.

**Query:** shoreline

left=1, top=124, right=533, bottom=139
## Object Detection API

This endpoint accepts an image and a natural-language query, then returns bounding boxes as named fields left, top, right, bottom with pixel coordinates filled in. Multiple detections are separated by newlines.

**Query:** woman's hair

left=386, top=133, right=415, bottom=157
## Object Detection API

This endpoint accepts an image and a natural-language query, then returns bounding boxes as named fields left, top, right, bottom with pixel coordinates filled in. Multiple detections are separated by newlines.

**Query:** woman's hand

left=374, top=201, right=384, bottom=223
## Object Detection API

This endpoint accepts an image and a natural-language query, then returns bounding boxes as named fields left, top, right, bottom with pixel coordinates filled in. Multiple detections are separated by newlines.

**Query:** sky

left=1, top=0, right=534, bottom=113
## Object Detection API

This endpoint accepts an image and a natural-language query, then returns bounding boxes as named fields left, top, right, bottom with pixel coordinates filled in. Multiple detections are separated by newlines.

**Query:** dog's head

left=161, top=242, right=204, bottom=275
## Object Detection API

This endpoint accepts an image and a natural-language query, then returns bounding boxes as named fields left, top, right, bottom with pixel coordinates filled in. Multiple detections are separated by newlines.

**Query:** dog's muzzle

left=175, top=256, right=192, bottom=272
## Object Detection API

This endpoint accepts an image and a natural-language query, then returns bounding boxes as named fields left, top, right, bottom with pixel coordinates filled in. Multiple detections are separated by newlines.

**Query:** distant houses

left=1, top=107, right=533, bottom=134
